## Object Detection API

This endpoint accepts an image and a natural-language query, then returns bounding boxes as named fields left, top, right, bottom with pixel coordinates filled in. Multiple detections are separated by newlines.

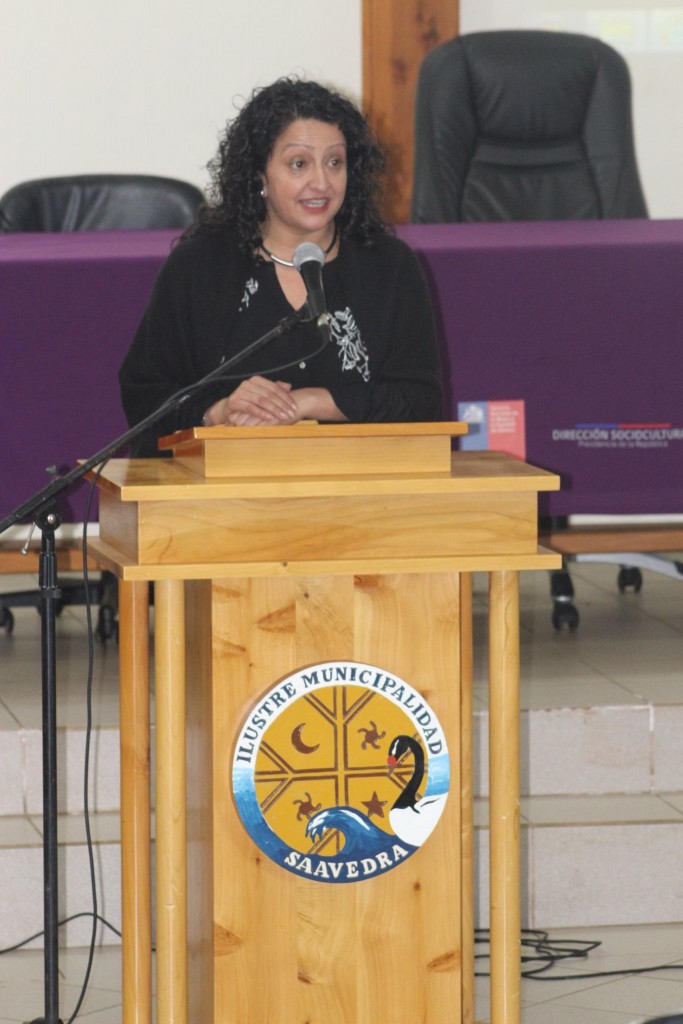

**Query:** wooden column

left=488, top=571, right=521, bottom=1024
left=154, top=579, right=188, bottom=1024
left=362, top=0, right=460, bottom=223
left=459, top=572, right=475, bottom=1024
left=119, top=580, right=152, bottom=1024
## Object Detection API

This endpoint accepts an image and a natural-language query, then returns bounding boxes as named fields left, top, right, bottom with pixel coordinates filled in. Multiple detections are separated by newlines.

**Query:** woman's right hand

left=204, top=376, right=300, bottom=427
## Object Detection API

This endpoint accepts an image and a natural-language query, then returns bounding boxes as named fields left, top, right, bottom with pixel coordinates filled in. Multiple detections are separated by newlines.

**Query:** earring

left=260, top=186, right=267, bottom=198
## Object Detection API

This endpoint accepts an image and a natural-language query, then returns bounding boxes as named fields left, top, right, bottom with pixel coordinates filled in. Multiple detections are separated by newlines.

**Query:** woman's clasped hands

left=205, top=376, right=298, bottom=426
left=205, top=376, right=337, bottom=427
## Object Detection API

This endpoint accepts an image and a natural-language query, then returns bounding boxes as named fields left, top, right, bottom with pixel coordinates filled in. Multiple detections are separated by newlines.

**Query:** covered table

left=2, top=220, right=682, bottom=523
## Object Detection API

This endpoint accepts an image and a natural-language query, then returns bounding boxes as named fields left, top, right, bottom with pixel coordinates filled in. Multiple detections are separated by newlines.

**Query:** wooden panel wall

left=362, top=0, right=460, bottom=224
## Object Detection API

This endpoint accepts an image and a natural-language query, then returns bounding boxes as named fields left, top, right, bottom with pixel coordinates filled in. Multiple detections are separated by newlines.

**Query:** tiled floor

left=1, top=556, right=683, bottom=1023
left=1, top=923, right=683, bottom=1023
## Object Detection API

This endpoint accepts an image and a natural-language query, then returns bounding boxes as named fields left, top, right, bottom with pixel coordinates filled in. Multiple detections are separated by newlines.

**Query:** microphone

left=293, top=242, right=328, bottom=322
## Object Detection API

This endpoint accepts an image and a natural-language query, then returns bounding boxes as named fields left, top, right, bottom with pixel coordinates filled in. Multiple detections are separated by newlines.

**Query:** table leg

left=488, top=570, right=521, bottom=1024
left=154, top=579, right=188, bottom=1024
left=460, top=573, right=475, bottom=1024
left=119, top=579, right=152, bottom=1024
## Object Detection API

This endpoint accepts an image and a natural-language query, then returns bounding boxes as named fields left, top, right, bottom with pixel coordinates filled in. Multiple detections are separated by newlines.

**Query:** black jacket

left=119, top=229, right=443, bottom=455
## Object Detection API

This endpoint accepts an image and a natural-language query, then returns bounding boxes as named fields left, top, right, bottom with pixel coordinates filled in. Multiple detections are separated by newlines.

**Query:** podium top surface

left=88, top=438, right=561, bottom=578
left=157, top=420, right=471, bottom=481
left=158, top=421, right=469, bottom=447
left=91, top=449, right=560, bottom=502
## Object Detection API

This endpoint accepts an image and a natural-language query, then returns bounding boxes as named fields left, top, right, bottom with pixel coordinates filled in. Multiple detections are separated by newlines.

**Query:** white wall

left=460, top=1, right=683, bottom=218
left=0, top=1, right=362, bottom=198
left=5, top=2, right=678, bottom=217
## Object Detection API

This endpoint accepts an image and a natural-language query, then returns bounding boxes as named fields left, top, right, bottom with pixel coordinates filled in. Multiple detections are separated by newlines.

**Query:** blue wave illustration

left=307, top=806, right=416, bottom=857
left=232, top=764, right=423, bottom=882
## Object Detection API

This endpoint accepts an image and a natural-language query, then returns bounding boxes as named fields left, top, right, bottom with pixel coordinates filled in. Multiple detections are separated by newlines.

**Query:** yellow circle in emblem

left=255, top=683, right=429, bottom=854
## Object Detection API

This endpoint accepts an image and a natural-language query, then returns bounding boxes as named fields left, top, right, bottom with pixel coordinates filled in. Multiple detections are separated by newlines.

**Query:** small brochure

left=457, top=400, right=526, bottom=460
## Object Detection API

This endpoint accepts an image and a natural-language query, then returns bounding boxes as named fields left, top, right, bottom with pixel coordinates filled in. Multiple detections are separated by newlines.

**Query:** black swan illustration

left=387, top=735, right=446, bottom=847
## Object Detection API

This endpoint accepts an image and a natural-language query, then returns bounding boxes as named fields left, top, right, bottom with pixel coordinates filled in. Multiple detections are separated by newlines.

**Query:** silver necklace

left=261, top=226, right=337, bottom=267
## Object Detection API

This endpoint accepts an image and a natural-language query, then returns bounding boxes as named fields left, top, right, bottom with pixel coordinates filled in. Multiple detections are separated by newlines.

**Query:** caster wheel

left=618, top=567, right=642, bottom=593
left=0, top=607, right=15, bottom=633
left=552, top=602, right=579, bottom=631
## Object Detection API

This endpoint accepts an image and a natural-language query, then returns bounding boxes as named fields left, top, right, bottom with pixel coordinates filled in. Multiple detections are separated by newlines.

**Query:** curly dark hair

left=186, top=77, right=389, bottom=252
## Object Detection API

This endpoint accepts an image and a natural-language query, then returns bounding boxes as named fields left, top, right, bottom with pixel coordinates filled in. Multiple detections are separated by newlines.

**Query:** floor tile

left=0, top=816, right=41, bottom=846
left=0, top=704, right=20, bottom=729
left=519, top=678, right=644, bottom=711
left=516, top=1005, right=645, bottom=1023
left=521, top=794, right=683, bottom=826
left=28, top=811, right=122, bottom=844
left=532, top=824, right=683, bottom=927
left=552, top=923, right=683, bottom=958
left=559, top=974, right=683, bottom=1015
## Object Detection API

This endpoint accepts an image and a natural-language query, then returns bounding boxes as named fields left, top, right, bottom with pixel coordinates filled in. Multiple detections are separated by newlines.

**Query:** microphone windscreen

left=293, top=242, right=324, bottom=271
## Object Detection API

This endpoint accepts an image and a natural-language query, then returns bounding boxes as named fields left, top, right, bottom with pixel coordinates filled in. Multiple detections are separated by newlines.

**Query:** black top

left=226, top=255, right=357, bottom=387
left=119, top=228, right=443, bottom=455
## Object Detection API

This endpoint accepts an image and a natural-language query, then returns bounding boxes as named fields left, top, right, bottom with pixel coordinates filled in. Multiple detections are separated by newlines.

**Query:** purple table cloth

left=398, top=220, right=683, bottom=517
left=1, top=231, right=177, bottom=523
left=2, top=221, right=682, bottom=524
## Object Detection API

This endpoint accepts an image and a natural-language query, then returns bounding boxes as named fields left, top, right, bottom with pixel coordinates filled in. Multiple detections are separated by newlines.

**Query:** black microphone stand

left=0, top=304, right=325, bottom=1024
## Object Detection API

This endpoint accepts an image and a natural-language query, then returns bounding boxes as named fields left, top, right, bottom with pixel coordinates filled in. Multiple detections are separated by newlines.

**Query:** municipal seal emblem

left=231, top=660, right=450, bottom=883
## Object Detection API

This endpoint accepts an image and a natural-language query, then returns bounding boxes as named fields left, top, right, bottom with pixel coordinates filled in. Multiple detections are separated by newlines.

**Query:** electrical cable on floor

left=0, top=913, right=121, bottom=955
left=475, top=928, right=683, bottom=981
left=5, top=921, right=681, bottom=988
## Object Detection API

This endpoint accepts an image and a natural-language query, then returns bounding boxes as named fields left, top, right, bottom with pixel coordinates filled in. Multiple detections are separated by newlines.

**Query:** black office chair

left=411, top=31, right=664, bottom=630
left=411, top=29, right=648, bottom=223
left=0, top=174, right=204, bottom=638
left=0, top=173, right=204, bottom=232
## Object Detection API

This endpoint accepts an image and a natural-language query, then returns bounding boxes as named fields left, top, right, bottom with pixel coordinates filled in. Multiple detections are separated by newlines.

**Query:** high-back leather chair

left=411, top=30, right=648, bottom=223
left=410, top=31, right=661, bottom=632
left=0, top=173, right=204, bottom=231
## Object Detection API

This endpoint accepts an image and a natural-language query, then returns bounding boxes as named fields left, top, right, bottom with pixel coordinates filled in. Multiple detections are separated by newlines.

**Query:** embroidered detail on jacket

left=330, top=308, right=370, bottom=382
left=239, top=278, right=259, bottom=310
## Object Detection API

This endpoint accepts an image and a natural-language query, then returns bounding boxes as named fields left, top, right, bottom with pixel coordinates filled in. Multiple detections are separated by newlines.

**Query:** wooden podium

left=89, top=422, right=559, bottom=1024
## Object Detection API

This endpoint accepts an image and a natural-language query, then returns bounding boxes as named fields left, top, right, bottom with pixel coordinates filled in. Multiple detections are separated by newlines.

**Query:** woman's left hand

left=288, top=387, right=347, bottom=423
left=226, top=387, right=348, bottom=426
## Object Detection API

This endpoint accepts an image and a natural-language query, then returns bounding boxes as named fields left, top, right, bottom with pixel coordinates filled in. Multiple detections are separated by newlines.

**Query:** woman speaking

left=119, top=77, right=443, bottom=455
